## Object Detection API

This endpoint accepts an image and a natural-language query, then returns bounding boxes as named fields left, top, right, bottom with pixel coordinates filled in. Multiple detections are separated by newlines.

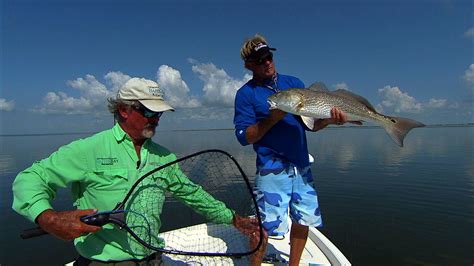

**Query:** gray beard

left=141, top=128, right=155, bottom=139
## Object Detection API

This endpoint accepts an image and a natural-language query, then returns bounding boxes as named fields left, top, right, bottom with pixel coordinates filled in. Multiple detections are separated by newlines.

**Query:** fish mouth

left=267, top=99, right=277, bottom=110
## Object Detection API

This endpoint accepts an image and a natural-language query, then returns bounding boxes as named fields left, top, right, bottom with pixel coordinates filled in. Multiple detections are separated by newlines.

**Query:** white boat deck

left=65, top=222, right=350, bottom=265
left=161, top=223, right=351, bottom=265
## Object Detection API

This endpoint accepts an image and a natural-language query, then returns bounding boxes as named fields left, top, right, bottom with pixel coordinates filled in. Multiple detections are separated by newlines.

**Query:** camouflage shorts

left=254, top=159, right=323, bottom=236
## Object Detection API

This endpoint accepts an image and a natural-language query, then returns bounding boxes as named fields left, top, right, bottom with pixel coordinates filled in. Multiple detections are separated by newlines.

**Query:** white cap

left=117, top=78, right=174, bottom=112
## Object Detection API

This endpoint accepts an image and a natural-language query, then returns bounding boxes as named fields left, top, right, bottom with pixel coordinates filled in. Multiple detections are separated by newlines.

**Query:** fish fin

left=332, top=90, right=377, bottom=112
left=307, top=82, right=329, bottom=92
left=383, top=116, right=425, bottom=147
left=300, top=116, right=316, bottom=130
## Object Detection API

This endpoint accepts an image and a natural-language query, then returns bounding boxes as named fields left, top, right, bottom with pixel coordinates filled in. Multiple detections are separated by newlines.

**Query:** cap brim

left=247, top=47, right=276, bottom=61
left=139, top=99, right=175, bottom=112
left=258, top=50, right=273, bottom=60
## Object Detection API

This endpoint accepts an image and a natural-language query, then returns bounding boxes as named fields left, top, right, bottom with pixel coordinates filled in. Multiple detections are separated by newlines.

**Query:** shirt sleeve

left=12, top=140, right=88, bottom=223
left=165, top=164, right=234, bottom=224
left=233, top=89, right=256, bottom=146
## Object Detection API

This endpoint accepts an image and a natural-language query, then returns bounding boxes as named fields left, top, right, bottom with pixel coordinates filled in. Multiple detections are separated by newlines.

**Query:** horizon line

left=0, top=123, right=472, bottom=137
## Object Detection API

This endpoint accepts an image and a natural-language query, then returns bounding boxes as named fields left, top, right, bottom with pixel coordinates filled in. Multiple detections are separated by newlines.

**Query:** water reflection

left=0, top=126, right=472, bottom=265
left=308, top=126, right=471, bottom=176
left=0, top=154, right=15, bottom=175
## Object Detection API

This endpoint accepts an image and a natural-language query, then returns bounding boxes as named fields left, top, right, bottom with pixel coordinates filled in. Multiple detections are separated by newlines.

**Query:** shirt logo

left=96, top=157, right=119, bottom=166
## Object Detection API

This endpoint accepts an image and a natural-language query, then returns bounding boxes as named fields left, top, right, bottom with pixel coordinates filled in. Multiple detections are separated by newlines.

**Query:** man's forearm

left=246, top=116, right=280, bottom=144
left=245, top=109, right=286, bottom=144
left=312, top=118, right=333, bottom=131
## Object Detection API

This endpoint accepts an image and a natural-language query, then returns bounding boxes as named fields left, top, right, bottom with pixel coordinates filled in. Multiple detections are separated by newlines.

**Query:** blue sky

left=1, top=0, right=472, bottom=134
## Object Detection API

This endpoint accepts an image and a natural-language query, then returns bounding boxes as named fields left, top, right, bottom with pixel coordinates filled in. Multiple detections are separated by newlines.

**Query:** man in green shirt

left=12, top=77, right=257, bottom=265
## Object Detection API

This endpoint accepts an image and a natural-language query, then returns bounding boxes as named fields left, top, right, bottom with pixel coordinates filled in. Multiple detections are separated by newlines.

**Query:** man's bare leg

left=289, top=223, right=309, bottom=266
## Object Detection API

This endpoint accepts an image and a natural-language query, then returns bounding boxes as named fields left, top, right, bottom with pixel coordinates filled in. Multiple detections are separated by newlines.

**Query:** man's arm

left=245, top=109, right=286, bottom=144
left=12, top=141, right=102, bottom=241
left=234, top=88, right=286, bottom=146
left=167, top=165, right=235, bottom=224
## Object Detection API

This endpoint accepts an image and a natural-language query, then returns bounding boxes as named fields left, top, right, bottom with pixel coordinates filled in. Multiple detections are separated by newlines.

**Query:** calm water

left=0, top=126, right=472, bottom=265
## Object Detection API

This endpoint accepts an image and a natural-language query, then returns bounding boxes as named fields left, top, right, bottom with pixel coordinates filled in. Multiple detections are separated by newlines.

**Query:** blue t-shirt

left=233, top=73, right=310, bottom=169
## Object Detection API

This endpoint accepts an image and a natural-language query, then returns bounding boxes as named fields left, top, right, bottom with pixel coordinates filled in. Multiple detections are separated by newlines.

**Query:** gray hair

left=240, top=34, right=269, bottom=61
left=107, top=97, right=136, bottom=122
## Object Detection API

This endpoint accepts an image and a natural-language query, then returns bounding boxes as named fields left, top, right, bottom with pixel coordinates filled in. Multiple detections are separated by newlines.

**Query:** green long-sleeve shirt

left=12, top=123, right=234, bottom=261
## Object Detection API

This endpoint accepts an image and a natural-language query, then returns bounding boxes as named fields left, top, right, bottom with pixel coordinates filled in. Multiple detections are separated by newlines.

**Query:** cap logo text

left=254, top=43, right=268, bottom=52
left=148, top=86, right=163, bottom=97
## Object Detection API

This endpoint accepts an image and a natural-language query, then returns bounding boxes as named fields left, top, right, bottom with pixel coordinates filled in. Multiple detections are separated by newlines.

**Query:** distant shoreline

left=0, top=123, right=472, bottom=137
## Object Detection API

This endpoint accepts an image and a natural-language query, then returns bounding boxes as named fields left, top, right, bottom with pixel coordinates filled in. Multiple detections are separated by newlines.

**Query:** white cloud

left=179, top=107, right=233, bottom=121
left=41, top=91, right=93, bottom=114
left=157, top=65, right=201, bottom=108
left=31, top=62, right=252, bottom=117
left=0, top=98, right=15, bottom=111
left=66, top=75, right=112, bottom=104
left=104, top=71, right=131, bottom=92
left=462, top=64, right=474, bottom=88
left=333, top=82, right=349, bottom=91
left=378, top=85, right=452, bottom=114
left=35, top=71, right=126, bottom=114
left=378, top=86, right=422, bottom=113
left=190, top=60, right=251, bottom=107
left=448, top=102, right=459, bottom=109
left=464, top=27, right=474, bottom=39
left=426, top=98, right=447, bottom=108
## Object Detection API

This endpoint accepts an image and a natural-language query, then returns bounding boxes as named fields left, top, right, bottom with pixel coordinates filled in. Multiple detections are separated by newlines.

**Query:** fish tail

left=382, top=116, right=425, bottom=147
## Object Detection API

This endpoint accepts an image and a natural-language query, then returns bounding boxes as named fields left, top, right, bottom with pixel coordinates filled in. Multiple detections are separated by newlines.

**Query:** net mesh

left=122, top=150, right=259, bottom=259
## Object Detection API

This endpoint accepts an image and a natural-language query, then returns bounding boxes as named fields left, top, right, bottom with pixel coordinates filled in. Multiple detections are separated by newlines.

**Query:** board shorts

left=254, top=158, right=323, bottom=236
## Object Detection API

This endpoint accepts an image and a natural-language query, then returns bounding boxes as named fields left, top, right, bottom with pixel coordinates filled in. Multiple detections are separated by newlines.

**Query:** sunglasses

left=249, top=54, right=273, bottom=65
left=131, top=104, right=163, bottom=118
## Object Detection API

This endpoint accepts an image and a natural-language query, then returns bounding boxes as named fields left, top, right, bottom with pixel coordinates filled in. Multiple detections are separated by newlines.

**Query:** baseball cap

left=117, top=78, right=175, bottom=112
left=246, top=42, right=276, bottom=61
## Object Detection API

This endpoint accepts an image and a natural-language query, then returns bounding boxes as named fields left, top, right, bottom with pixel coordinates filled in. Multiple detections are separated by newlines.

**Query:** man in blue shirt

left=233, top=34, right=348, bottom=266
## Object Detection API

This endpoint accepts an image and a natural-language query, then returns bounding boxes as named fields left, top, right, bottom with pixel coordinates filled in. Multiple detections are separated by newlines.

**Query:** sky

left=1, top=0, right=473, bottom=134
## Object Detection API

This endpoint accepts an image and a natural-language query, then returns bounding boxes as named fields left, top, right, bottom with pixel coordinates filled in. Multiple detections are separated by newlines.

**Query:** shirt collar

left=251, top=73, right=279, bottom=87
left=112, top=123, right=152, bottom=146
left=112, top=123, right=128, bottom=142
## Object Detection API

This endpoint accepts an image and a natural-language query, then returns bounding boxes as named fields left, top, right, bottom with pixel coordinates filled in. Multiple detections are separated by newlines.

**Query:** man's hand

left=313, top=107, right=351, bottom=131
left=36, top=209, right=102, bottom=241
left=232, top=214, right=260, bottom=236
left=232, top=214, right=268, bottom=265
left=330, top=107, right=348, bottom=125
